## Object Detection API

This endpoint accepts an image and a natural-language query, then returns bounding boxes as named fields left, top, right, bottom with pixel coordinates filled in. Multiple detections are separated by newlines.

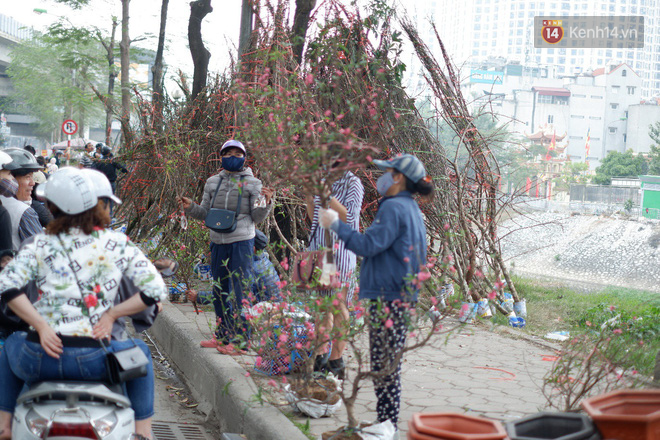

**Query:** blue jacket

left=332, top=191, right=427, bottom=302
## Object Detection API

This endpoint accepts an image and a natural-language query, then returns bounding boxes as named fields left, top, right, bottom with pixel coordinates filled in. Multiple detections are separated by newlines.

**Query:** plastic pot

left=409, top=413, right=507, bottom=440
left=581, top=389, right=660, bottom=440
left=505, top=412, right=601, bottom=440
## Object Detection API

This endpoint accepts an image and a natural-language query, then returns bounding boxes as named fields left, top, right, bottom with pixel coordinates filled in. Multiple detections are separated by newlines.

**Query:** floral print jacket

left=0, top=228, right=166, bottom=337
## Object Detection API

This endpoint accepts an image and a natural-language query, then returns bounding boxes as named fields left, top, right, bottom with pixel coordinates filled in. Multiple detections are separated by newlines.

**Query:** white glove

left=319, top=208, right=339, bottom=229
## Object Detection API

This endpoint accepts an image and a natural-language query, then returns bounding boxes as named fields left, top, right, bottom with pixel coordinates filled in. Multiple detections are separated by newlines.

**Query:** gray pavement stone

left=158, top=301, right=559, bottom=438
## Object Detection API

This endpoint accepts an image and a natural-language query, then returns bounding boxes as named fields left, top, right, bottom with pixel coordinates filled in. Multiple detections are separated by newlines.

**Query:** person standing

left=319, top=154, right=434, bottom=428
left=177, top=140, right=273, bottom=354
left=306, top=169, right=364, bottom=378
left=0, top=149, right=43, bottom=251
left=79, top=142, right=97, bottom=168
left=0, top=151, right=18, bottom=253
left=0, top=168, right=166, bottom=440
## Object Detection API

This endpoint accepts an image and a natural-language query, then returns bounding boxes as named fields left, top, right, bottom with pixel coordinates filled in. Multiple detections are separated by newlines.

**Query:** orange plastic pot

left=408, top=413, right=508, bottom=440
left=581, top=389, right=660, bottom=440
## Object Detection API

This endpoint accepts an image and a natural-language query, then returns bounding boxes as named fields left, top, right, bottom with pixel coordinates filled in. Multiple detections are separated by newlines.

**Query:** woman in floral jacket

left=0, top=168, right=166, bottom=440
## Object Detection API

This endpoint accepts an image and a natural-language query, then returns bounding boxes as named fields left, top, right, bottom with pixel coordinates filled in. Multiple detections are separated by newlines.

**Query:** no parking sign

left=61, top=119, right=78, bottom=136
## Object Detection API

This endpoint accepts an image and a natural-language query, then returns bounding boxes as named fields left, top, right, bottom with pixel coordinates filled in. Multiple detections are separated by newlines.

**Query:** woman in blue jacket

left=319, top=154, right=433, bottom=428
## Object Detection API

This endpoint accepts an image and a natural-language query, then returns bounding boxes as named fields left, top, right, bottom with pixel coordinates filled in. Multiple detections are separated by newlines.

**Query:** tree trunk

left=188, top=0, right=212, bottom=100
left=291, top=0, right=316, bottom=64
left=119, top=0, right=132, bottom=147
left=238, top=0, right=253, bottom=60
left=152, top=0, right=170, bottom=131
left=105, top=18, right=118, bottom=146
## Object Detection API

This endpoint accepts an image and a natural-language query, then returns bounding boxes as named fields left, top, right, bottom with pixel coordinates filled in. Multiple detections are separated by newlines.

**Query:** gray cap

left=372, top=154, right=427, bottom=183
left=220, top=140, right=246, bottom=155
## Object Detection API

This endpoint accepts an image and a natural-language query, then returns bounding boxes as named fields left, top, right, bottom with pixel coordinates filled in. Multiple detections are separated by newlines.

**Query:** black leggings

left=368, top=301, right=408, bottom=427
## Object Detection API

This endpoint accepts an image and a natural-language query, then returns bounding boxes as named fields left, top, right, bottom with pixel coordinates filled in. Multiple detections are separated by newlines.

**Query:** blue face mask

left=222, top=156, right=245, bottom=172
left=376, top=172, right=395, bottom=196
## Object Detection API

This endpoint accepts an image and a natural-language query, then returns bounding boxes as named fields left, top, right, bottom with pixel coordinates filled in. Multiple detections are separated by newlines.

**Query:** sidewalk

left=150, top=300, right=559, bottom=439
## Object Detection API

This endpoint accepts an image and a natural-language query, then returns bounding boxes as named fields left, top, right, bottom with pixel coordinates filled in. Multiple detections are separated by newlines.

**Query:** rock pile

left=499, top=212, right=660, bottom=292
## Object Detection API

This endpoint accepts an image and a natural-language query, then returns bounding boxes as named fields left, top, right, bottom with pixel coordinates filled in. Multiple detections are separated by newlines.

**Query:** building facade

left=462, top=62, right=644, bottom=168
left=425, top=0, right=660, bottom=99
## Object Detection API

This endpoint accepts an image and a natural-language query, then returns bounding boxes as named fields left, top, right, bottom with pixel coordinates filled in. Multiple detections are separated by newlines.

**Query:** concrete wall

left=627, top=104, right=660, bottom=154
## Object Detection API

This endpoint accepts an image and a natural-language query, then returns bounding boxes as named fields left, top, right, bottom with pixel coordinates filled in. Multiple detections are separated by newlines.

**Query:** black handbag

left=204, top=176, right=245, bottom=233
left=104, top=339, right=149, bottom=385
left=57, top=236, right=150, bottom=385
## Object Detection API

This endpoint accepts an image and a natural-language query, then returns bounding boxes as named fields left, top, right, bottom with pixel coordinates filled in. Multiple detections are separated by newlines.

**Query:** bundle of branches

left=115, top=74, right=236, bottom=287
left=400, top=18, right=520, bottom=307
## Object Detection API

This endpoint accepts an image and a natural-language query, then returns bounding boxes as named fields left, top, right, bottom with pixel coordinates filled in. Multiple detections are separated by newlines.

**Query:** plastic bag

left=284, top=379, right=342, bottom=418
left=316, top=421, right=396, bottom=440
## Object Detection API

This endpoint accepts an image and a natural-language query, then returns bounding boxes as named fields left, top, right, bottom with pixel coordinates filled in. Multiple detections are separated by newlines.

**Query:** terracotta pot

left=409, top=413, right=508, bottom=440
left=581, top=389, right=660, bottom=440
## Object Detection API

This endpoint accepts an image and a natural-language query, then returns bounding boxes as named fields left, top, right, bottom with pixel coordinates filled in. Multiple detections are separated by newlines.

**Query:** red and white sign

left=61, top=119, right=78, bottom=135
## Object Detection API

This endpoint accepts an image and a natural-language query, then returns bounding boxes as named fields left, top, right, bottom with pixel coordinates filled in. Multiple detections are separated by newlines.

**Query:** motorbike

left=10, top=259, right=178, bottom=440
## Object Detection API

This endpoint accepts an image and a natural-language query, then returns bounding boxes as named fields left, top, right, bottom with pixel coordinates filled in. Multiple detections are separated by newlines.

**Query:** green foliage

left=593, top=150, right=648, bottom=185
left=624, top=198, right=634, bottom=212
left=7, top=24, right=106, bottom=136
left=511, top=275, right=660, bottom=376
left=52, top=0, right=92, bottom=8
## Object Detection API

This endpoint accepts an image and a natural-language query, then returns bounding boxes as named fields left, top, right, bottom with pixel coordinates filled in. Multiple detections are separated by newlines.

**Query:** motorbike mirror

left=153, top=258, right=179, bottom=277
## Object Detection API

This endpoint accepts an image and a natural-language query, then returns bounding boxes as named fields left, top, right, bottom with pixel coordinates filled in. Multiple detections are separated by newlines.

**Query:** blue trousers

left=210, top=239, right=254, bottom=343
left=0, top=332, right=155, bottom=420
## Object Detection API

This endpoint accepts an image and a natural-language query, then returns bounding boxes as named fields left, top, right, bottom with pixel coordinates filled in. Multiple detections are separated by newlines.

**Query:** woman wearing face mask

left=318, top=154, right=434, bottom=430
left=177, top=140, right=274, bottom=354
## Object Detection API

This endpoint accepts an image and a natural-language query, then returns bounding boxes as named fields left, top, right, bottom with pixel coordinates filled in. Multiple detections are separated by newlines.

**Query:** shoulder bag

left=204, top=176, right=245, bottom=233
left=57, top=236, right=149, bottom=385
left=292, top=224, right=337, bottom=290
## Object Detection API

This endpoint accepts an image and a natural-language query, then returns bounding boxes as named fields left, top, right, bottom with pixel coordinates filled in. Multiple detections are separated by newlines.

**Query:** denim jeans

left=0, top=332, right=155, bottom=420
left=210, top=239, right=254, bottom=343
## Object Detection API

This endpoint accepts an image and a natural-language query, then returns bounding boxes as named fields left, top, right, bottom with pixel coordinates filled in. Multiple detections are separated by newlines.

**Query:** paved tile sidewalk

left=173, top=301, right=558, bottom=437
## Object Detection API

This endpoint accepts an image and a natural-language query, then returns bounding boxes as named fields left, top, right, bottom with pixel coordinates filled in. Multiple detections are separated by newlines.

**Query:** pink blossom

left=417, top=271, right=432, bottom=282
left=255, top=356, right=263, bottom=367
left=385, top=319, right=393, bottom=328
left=268, top=379, right=278, bottom=388
left=333, top=299, right=339, bottom=306
left=394, top=112, right=400, bottom=119
left=430, top=297, right=438, bottom=305
left=403, top=257, right=410, bottom=263
left=324, top=110, right=332, bottom=117
left=279, top=333, right=288, bottom=342
left=305, top=73, right=314, bottom=85
left=488, top=291, right=497, bottom=300
left=366, top=155, right=372, bottom=162
left=295, top=342, right=303, bottom=349
left=609, top=305, right=616, bottom=311
left=334, top=243, right=340, bottom=250
left=281, top=257, right=289, bottom=271
left=300, top=260, right=307, bottom=267
left=613, top=328, right=622, bottom=334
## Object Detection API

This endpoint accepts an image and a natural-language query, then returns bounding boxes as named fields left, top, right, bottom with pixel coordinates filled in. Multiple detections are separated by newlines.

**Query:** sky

left=5, top=0, right=244, bottom=92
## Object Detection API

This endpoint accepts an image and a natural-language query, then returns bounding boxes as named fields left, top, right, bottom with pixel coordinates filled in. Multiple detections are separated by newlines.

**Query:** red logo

left=542, top=20, right=564, bottom=44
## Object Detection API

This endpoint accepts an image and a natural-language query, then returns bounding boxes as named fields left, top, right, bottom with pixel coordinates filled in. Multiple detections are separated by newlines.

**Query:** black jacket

left=93, top=158, right=127, bottom=183
left=0, top=205, right=12, bottom=252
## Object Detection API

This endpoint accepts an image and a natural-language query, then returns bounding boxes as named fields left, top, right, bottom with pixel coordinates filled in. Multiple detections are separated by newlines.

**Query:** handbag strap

left=55, top=235, right=137, bottom=353
left=209, top=175, right=245, bottom=216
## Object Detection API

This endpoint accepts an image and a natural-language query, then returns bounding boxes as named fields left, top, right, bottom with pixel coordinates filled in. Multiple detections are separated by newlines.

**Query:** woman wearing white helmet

left=0, top=167, right=166, bottom=440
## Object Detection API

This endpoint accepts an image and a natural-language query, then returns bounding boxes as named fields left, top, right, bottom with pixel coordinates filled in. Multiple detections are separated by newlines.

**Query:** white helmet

left=0, top=150, right=17, bottom=170
left=81, top=168, right=122, bottom=205
left=36, top=167, right=98, bottom=214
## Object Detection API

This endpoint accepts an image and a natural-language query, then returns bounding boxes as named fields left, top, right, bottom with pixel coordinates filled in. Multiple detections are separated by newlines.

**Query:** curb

left=149, top=303, right=308, bottom=440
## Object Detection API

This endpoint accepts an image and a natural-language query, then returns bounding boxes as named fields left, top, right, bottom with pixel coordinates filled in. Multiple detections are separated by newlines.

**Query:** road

left=143, top=332, right=222, bottom=440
